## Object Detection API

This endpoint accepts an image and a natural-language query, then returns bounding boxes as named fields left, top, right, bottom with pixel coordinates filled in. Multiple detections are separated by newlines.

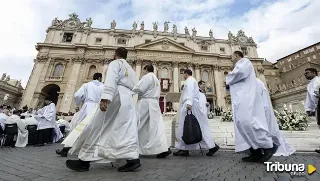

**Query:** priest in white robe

left=174, top=69, right=219, bottom=157
left=256, top=78, right=296, bottom=156
left=304, top=68, right=318, bottom=116
left=34, top=99, right=61, bottom=146
left=198, top=80, right=210, bottom=115
left=304, top=68, right=320, bottom=154
left=5, top=110, right=28, bottom=147
left=133, top=64, right=171, bottom=158
left=226, top=51, right=278, bottom=163
left=56, top=73, right=103, bottom=157
left=66, top=47, right=140, bottom=172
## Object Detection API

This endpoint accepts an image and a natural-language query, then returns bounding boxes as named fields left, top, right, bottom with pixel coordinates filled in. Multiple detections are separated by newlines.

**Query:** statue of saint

left=172, top=24, right=177, bottom=34
left=86, top=18, right=93, bottom=27
left=111, top=20, right=116, bottom=29
left=152, top=22, right=158, bottom=31
left=164, top=21, right=170, bottom=32
left=1, top=73, right=6, bottom=81
left=140, top=21, right=144, bottom=30
left=184, top=26, right=189, bottom=35
left=132, top=21, right=137, bottom=30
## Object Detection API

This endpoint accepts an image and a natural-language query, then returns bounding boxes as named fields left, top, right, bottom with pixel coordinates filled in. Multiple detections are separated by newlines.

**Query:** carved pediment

left=135, top=38, right=194, bottom=53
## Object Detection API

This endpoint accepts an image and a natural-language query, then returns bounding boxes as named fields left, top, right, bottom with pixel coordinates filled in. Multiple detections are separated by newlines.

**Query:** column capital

left=173, top=61, right=179, bottom=68
left=187, top=62, right=193, bottom=69
left=152, top=60, right=159, bottom=66
left=136, top=59, right=143, bottom=65
left=195, top=63, right=200, bottom=69
left=213, top=64, right=221, bottom=71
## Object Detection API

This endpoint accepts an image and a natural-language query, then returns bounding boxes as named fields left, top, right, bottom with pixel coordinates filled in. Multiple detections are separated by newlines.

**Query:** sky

left=0, top=0, right=319, bottom=88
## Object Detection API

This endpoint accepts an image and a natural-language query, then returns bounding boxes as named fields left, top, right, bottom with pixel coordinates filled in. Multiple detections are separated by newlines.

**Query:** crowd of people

left=2, top=47, right=320, bottom=173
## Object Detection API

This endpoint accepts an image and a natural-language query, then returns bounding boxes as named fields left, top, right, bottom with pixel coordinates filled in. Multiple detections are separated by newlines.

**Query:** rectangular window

left=145, top=39, right=151, bottom=43
left=201, top=45, right=208, bottom=51
left=62, top=33, right=73, bottom=42
left=179, top=42, right=185, bottom=46
left=220, top=47, right=225, bottom=53
left=95, top=38, right=102, bottom=44
left=117, top=38, right=127, bottom=44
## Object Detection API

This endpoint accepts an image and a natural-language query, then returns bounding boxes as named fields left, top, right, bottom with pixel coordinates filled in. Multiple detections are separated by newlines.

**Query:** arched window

left=88, top=65, right=96, bottom=78
left=202, top=71, right=209, bottom=82
left=53, top=64, right=63, bottom=77
left=160, top=68, right=169, bottom=79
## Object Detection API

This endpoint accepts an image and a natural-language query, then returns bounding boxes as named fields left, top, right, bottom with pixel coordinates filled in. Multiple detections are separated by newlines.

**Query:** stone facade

left=0, top=73, right=23, bottom=108
left=269, top=42, right=320, bottom=111
left=20, top=13, right=269, bottom=113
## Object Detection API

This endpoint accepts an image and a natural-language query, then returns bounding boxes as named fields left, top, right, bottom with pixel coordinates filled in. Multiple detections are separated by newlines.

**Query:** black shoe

left=206, top=144, right=220, bottom=156
left=242, top=155, right=261, bottom=162
left=156, top=148, right=172, bottom=158
left=56, top=147, right=70, bottom=157
left=33, top=144, right=44, bottom=147
left=117, top=159, right=141, bottom=172
left=66, top=159, right=90, bottom=172
left=315, top=149, right=320, bottom=154
left=259, top=145, right=278, bottom=163
left=173, top=150, right=189, bottom=156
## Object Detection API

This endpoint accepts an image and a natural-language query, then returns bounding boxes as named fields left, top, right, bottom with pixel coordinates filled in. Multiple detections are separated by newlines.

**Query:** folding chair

left=4, top=123, right=18, bottom=147
left=27, top=125, right=38, bottom=145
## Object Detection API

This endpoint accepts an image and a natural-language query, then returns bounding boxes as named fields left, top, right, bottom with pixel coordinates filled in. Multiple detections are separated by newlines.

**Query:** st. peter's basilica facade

left=20, top=13, right=271, bottom=113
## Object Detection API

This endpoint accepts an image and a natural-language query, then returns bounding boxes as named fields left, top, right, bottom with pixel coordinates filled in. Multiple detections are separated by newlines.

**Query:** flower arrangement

left=274, top=107, right=308, bottom=131
left=221, top=109, right=233, bottom=122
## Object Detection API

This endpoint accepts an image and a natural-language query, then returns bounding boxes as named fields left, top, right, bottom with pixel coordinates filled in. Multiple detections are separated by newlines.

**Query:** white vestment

left=256, top=79, right=295, bottom=156
left=23, top=117, right=38, bottom=125
left=70, top=59, right=139, bottom=163
left=133, top=72, right=168, bottom=155
left=226, top=58, right=277, bottom=152
left=70, top=80, right=103, bottom=130
left=0, top=113, right=8, bottom=130
left=34, top=103, right=62, bottom=142
left=56, top=118, right=71, bottom=132
left=305, top=77, right=318, bottom=112
left=5, top=115, right=28, bottom=147
left=199, top=92, right=208, bottom=115
left=34, top=103, right=56, bottom=130
left=175, top=76, right=216, bottom=150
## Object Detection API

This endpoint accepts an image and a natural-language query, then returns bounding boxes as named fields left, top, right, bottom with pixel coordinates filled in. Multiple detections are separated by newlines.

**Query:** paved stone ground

left=0, top=144, right=320, bottom=181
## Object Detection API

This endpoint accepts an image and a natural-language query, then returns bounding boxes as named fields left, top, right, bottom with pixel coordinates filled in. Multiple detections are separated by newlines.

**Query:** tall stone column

left=195, top=64, right=201, bottom=81
left=135, top=59, right=142, bottom=81
left=20, top=57, right=47, bottom=108
left=187, top=62, right=194, bottom=74
left=60, top=59, right=82, bottom=113
left=213, top=65, right=226, bottom=108
left=102, top=59, right=110, bottom=82
left=152, top=61, right=158, bottom=77
left=173, top=62, right=179, bottom=92
left=56, top=93, right=64, bottom=112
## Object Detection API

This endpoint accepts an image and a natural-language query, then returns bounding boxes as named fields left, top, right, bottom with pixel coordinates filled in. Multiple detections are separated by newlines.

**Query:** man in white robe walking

left=174, top=69, right=219, bottom=156
left=256, top=78, right=295, bottom=156
left=56, top=73, right=103, bottom=157
left=303, top=68, right=320, bottom=154
left=198, top=80, right=210, bottom=115
left=66, top=47, right=140, bottom=172
left=34, top=98, right=60, bottom=146
left=226, top=51, right=278, bottom=162
left=133, top=64, right=172, bottom=158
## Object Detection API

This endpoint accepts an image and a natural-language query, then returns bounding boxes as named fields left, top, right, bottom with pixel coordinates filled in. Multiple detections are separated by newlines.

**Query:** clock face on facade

left=239, top=36, right=247, bottom=43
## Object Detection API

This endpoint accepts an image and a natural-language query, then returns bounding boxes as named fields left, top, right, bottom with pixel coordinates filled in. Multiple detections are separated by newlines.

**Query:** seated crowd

left=0, top=101, right=73, bottom=148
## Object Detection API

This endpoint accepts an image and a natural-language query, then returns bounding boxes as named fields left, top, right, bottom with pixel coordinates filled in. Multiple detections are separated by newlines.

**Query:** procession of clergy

left=36, top=47, right=300, bottom=173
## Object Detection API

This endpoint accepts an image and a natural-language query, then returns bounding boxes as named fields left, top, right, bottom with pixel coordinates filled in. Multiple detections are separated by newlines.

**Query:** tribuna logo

left=265, top=162, right=305, bottom=176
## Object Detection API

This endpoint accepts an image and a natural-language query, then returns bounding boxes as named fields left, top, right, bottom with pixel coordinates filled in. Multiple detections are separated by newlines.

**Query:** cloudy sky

left=0, top=0, right=319, bottom=87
